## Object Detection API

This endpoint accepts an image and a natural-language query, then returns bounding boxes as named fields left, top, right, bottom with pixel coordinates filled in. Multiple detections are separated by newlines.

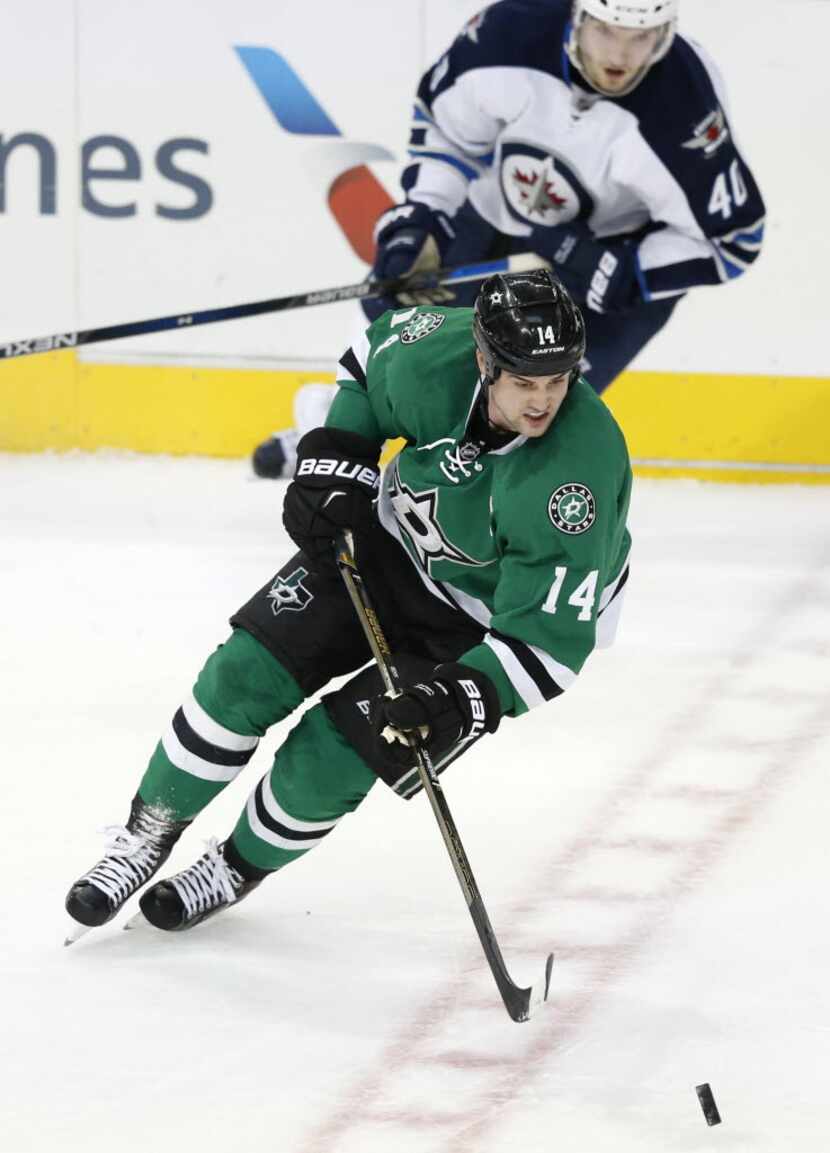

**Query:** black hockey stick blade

left=512, top=951, right=554, bottom=1021
left=469, top=891, right=554, bottom=1022
left=0, top=252, right=542, bottom=361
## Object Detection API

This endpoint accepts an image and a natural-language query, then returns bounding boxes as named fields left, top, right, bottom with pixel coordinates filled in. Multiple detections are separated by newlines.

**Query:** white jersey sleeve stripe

left=484, top=634, right=546, bottom=711
left=524, top=641, right=578, bottom=691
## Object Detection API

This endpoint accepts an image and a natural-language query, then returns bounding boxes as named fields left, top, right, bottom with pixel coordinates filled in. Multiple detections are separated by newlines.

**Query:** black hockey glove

left=282, top=428, right=381, bottom=566
left=369, top=662, right=501, bottom=775
left=530, top=222, right=640, bottom=314
left=372, top=202, right=457, bottom=306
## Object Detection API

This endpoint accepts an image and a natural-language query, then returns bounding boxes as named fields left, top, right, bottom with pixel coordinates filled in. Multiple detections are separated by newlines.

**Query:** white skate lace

left=82, top=825, right=161, bottom=903
left=169, top=838, right=244, bottom=920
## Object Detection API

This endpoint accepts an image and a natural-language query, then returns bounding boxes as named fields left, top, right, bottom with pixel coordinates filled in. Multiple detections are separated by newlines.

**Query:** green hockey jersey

left=327, top=305, right=632, bottom=718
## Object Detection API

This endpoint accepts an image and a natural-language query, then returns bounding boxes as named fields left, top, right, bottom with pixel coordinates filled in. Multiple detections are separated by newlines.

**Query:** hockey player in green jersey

left=65, top=271, right=632, bottom=937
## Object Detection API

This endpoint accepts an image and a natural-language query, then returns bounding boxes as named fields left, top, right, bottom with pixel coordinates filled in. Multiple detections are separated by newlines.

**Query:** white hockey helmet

left=569, top=0, right=679, bottom=94
left=575, top=0, right=678, bottom=33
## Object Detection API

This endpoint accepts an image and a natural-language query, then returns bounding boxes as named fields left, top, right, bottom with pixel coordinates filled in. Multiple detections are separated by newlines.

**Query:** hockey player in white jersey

left=253, top=0, right=765, bottom=478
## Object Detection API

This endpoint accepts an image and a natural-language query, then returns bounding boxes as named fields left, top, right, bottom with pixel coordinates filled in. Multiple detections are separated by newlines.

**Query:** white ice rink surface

left=1, top=452, right=829, bottom=1153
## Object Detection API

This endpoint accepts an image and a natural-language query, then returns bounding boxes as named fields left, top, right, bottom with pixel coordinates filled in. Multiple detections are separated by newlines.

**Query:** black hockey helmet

left=473, top=269, right=586, bottom=384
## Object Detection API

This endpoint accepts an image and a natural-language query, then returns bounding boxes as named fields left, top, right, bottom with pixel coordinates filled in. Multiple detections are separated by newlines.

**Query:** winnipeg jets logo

left=512, top=167, right=568, bottom=218
left=389, top=471, right=489, bottom=573
left=682, top=108, right=729, bottom=158
left=501, top=143, right=593, bottom=228
left=267, top=566, right=314, bottom=615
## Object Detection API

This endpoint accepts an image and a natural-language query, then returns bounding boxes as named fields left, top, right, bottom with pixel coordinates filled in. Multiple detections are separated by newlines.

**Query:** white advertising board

left=0, top=0, right=826, bottom=375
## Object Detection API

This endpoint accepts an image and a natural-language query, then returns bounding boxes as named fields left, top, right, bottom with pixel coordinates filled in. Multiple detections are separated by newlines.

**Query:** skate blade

left=64, top=920, right=93, bottom=946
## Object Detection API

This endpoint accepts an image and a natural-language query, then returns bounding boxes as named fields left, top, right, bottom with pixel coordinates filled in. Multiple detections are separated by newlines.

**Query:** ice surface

left=1, top=452, right=828, bottom=1152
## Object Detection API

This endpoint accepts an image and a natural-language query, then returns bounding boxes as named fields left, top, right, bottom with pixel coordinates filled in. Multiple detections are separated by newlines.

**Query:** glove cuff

left=295, top=427, right=380, bottom=463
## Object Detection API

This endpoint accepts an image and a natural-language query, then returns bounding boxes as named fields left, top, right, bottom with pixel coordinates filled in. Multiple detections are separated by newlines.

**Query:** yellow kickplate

left=605, top=370, right=830, bottom=471
left=2, top=356, right=829, bottom=484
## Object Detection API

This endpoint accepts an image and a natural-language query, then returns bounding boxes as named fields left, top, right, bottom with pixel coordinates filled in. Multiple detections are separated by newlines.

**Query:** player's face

left=577, top=15, right=664, bottom=94
left=481, top=357, right=571, bottom=438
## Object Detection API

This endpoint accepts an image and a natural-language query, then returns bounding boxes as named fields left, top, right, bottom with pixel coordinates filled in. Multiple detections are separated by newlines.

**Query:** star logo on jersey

left=400, top=311, right=446, bottom=344
left=682, top=108, right=729, bottom=158
left=500, top=142, right=594, bottom=228
left=388, top=470, right=490, bottom=573
left=548, top=483, right=596, bottom=535
left=267, top=566, right=314, bottom=615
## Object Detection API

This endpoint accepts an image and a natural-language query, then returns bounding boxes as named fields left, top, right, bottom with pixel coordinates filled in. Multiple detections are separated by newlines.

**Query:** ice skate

left=65, top=796, right=190, bottom=942
left=136, top=838, right=261, bottom=932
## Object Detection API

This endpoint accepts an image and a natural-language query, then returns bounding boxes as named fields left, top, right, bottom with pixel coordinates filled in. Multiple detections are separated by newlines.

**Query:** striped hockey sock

left=229, top=703, right=377, bottom=874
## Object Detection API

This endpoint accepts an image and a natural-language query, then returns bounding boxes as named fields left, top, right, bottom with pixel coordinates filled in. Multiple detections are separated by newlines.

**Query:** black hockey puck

left=695, top=1083, right=722, bottom=1126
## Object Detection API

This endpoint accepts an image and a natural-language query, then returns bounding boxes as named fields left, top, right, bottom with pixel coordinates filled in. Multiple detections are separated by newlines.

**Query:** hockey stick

left=0, top=253, right=542, bottom=361
left=334, top=530, right=553, bottom=1023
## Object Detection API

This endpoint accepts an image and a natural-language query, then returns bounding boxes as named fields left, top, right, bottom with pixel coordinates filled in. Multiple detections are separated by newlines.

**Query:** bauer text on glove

left=282, top=428, right=381, bottom=565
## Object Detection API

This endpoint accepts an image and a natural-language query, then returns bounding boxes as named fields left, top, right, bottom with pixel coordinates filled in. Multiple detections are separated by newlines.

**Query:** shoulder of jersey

left=433, top=0, right=570, bottom=89
left=382, top=304, right=474, bottom=339
left=370, top=306, right=475, bottom=365
left=618, top=33, right=724, bottom=134
left=526, top=380, right=628, bottom=468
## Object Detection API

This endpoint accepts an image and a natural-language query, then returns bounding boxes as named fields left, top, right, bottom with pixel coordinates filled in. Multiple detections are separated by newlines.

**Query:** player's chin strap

left=333, top=529, right=553, bottom=1024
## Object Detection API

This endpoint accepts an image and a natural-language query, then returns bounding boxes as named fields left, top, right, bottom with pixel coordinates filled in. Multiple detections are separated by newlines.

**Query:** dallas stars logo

left=400, top=312, right=445, bottom=344
left=267, top=566, right=313, bottom=616
left=548, top=483, right=596, bottom=535
left=388, top=471, right=490, bottom=573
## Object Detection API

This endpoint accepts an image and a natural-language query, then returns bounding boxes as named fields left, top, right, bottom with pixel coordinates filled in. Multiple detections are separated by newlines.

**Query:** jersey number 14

left=542, top=567, right=598, bottom=621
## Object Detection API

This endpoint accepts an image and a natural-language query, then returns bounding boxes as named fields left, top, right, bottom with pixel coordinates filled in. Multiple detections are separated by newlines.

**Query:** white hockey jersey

left=403, top=0, right=765, bottom=300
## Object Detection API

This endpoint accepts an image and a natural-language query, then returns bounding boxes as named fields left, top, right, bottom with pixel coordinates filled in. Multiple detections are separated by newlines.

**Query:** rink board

left=1, top=353, right=829, bottom=484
